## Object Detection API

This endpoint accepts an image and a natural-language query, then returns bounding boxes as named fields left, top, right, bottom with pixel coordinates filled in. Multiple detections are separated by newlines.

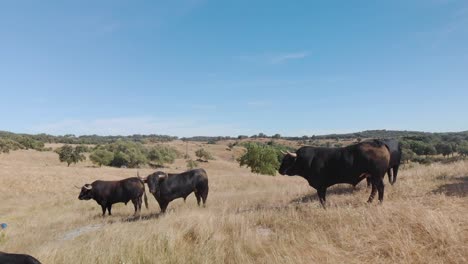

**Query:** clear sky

left=1, top=0, right=467, bottom=137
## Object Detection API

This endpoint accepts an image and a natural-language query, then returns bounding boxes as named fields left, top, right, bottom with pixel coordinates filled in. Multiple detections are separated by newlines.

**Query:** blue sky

left=1, top=0, right=467, bottom=137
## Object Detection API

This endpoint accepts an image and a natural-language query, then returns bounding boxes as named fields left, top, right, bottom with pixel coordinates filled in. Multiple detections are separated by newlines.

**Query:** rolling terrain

left=1, top=140, right=467, bottom=264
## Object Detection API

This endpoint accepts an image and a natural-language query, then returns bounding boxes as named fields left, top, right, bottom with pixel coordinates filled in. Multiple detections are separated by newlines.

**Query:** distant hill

left=1, top=129, right=468, bottom=144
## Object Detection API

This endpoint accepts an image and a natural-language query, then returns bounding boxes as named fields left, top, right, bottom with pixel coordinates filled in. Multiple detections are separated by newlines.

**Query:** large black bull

left=139, top=168, right=209, bottom=213
left=279, top=140, right=390, bottom=208
left=0, top=251, right=42, bottom=264
left=77, top=177, right=148, bottom=216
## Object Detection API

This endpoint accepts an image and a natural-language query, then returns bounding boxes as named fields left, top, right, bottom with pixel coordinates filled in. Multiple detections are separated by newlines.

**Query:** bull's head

left=145, top=171, right=167, bottom=194
left=77, top=184, right=93, bottom=200
left=278, top=151, right=298, bottom=176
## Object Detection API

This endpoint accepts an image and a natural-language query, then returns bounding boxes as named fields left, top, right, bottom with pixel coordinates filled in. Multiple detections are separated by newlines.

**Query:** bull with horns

left=76, top=173, right=148, bottom=217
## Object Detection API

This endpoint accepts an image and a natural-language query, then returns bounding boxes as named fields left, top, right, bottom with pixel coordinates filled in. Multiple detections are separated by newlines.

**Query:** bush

left=56, top=144, right=86, bottom=166
left=0, top=138, right=22, bottom=153
left=89, top=149, right=114, bottom=167
left=237, top=142, right=280, bottom=176
left=148, top=145, right=180, bottom=167
left=186, top=159, right=199, bottom=170
left=195, top=148, right=214, bottom=162
left=401, top=148, right=416, bottom=163
left=104, top=140, right=148, bottom=168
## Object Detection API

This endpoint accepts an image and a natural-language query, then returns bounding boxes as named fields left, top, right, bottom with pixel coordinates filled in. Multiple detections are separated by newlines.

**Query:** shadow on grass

left=432, top=176, right=468, bottom=197
left=123, top=212, right=165, bottom=222
left=290, top=184, right=361, bottom=204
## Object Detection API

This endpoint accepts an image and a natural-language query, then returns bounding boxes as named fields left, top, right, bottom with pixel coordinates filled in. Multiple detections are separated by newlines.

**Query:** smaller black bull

left=0, top=251, right=42, bottom=264
left=140, top=168, right=209, bottom=213
left=279, top=140, right=390, bottom=208
left=77, top=177, right=148, bottom=216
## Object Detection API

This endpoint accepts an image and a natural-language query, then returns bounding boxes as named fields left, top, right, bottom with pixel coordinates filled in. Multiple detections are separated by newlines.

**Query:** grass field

left=1, top=141, right=467, bottom=264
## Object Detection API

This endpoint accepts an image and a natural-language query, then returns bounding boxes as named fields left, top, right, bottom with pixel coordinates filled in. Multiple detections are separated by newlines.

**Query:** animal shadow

left=432, top=176, right=468, bottom=197
left=123, top=212, right=164, bottom=222
left=290, top=184, right=358, bottom=204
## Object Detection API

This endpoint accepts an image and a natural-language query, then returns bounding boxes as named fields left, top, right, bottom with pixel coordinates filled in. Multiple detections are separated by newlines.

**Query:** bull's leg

left=131, top=199, right=140, bottom=216
left=159, top=201, right=169, bottom=213
left=107, top=205, right=112, bottom=215
left=138, top=196, right=143, bottom=212
left=387, top=169, right=393, bottom=184
left=366, top=178, right=371, bottom=188
left=317, top=188, right=327, bottom=209
left=391, top=165, right=400, bottom=185
left=367, top=182, right=377, bottom=203
left=101, top=205, right=107, bottom=216
left=376, top=178, right=385, bottom=203
left=195, top=192, right=201, bottom=206
left=201, top=187, right=208, bottom=207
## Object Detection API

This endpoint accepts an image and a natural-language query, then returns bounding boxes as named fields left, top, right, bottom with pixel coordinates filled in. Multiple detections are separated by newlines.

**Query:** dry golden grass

left=1, top=141, right=467, bottom=264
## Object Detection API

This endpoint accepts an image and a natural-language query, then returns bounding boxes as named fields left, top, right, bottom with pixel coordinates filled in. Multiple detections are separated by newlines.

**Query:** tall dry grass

left=0, top=141, right=467, bottom=264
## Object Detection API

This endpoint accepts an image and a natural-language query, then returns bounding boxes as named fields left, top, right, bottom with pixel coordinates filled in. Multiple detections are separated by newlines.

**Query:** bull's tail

left=144, top=189, right=148, bottom=209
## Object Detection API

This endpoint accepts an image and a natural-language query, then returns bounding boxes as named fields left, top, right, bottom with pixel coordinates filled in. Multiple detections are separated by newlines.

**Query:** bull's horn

left=159, top=173, right=168, bottom=179
left=287, top=151, right=297, bottom=158
left=73, top=185, right=81, bottom=189
left=83, top=185, right=92, bottom=190
left=280, top=150, right=287, bottom=155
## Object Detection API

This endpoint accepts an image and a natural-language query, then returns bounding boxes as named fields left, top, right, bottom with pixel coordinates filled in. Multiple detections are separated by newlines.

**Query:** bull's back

left=357, top=141, right=391, bottom=171
left=94, top=178, right=144, bottom=203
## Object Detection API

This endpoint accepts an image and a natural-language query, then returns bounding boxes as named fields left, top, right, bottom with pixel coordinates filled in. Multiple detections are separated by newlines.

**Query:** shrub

left=237, top=142, right=280, bottom=176
left=104, top=140, right=148, bottom=168
left=89, top=149, right=114, bottom=167
left=195, top=148, right=214, bottom=162
left=148, top=145, right=180, bottom=167
left=186, top=159, right=199, bottom=170
left=0, top=138, right=22, bottom=153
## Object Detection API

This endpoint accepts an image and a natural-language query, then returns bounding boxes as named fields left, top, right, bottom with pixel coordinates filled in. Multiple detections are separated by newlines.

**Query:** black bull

left=77, top=177, right=148, bottom=216
left=279, top=140, right=391, bottom=208
left=0, top=251, right=42, bottom=264
left=140, top=168, right=209, bottom=213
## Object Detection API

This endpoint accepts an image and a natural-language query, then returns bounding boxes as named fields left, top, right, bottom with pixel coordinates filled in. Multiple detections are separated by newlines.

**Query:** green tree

left=89, top=149, right=114, bottom=167
left=195, top=148, right=214, bottom=162
left=435, top=142, right=453, bottom=157
left=237, top=143, right=280, bottom=176
left=408, top=141, right=436, bottom=156
left=272, top=134, right=281, bottom=139
left=56, top=144, right=86, bottom=166
left=458, top=145, right=468, bottom=157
